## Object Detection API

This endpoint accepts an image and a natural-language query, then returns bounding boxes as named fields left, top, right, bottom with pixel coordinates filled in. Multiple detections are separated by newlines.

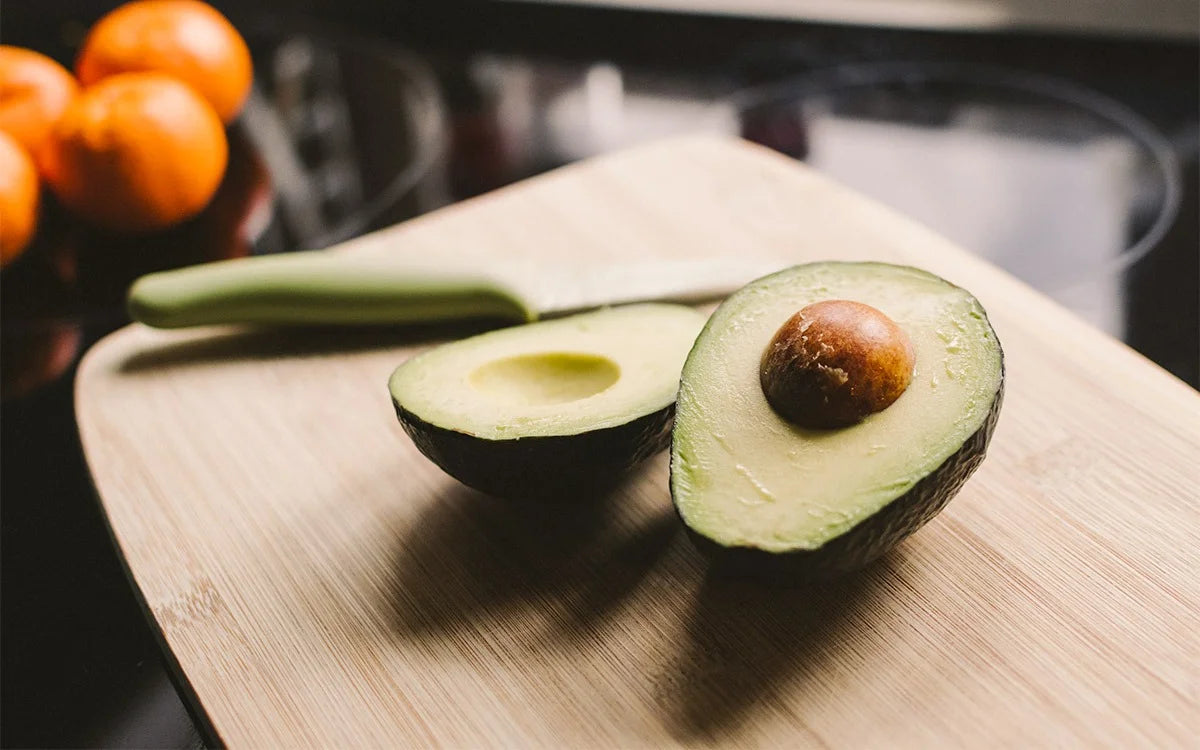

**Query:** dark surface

left=1, top=2, right=1197, bottom=747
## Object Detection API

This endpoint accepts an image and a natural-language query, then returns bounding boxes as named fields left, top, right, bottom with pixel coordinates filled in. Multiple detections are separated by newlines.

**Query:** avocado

left=670, top=262, right=1004, bottom=578
left=390, top=303, right=709, bottom=500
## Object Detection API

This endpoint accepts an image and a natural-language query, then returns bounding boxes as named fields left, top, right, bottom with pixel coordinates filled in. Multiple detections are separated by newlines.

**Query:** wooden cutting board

left=76, top=137, right=1199, bottom=748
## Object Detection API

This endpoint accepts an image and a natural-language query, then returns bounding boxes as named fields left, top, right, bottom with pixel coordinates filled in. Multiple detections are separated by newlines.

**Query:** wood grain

left=76, top=137, right=1200, bottom=748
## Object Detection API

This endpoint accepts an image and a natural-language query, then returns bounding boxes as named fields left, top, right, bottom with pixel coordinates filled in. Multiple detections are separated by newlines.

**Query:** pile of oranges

left=0, top=0, right=252, bottom=267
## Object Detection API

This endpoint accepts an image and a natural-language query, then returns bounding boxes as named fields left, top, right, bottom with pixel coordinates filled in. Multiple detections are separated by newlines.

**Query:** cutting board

left=76, top=136, right=1199, bottom=748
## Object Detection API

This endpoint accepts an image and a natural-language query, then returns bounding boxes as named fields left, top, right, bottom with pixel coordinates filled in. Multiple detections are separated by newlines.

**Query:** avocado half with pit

left=390, top=303, right=709, bottom=500
left=671, top=262, right=1004, bottom=578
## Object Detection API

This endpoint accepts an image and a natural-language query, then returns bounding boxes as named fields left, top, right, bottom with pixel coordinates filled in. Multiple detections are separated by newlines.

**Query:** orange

left=0, top=45, right=80, bottom=174
left=0, top=130, right=39, bottom=265
left=42, top=72, right=228, bottom=233
left=75, top=0, right=252, bottom=123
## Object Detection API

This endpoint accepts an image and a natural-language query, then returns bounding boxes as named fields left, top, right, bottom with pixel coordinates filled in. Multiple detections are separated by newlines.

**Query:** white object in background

left=807, top=115, right=1139, bottom=337
left=545, top=64, right=739, bottom=161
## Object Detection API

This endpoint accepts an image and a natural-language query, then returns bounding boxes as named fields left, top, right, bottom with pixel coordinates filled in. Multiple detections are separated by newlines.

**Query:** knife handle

left=127, top=252, right=536, bottom=329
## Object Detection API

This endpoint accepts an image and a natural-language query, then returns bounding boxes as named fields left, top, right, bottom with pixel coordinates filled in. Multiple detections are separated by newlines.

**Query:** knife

left=128, top=246, right=781, bottom=329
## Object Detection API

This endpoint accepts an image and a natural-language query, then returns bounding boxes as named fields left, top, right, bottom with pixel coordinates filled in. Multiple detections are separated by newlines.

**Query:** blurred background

left=1, top=0, right=1196, bottom=746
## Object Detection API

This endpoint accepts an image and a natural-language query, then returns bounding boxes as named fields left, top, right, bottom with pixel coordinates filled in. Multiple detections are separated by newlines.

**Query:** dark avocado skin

left=394, top=400, right=675, bottom=501
left=676, top=380, right=1004, bottom=581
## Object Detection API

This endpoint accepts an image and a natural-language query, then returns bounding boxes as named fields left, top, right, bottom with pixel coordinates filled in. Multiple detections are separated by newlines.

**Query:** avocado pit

left=759, top=299, right=915, bottom=429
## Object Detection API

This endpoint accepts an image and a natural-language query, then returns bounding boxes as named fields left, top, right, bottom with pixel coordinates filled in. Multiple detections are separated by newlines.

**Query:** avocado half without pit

left=671, top=262, right=1004, bottom=578
left=389, top=303, right=709, bottom=500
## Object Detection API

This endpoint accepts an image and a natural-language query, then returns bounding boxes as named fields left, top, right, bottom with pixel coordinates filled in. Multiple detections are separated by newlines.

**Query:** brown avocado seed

left=760, top=300, right=915, bottom=429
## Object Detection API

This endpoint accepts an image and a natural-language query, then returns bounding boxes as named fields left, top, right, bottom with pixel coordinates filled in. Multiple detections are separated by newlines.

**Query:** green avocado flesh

left=390, top=303, right=708, bottom=498
left=671, top=262, right=1003, bottom=563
